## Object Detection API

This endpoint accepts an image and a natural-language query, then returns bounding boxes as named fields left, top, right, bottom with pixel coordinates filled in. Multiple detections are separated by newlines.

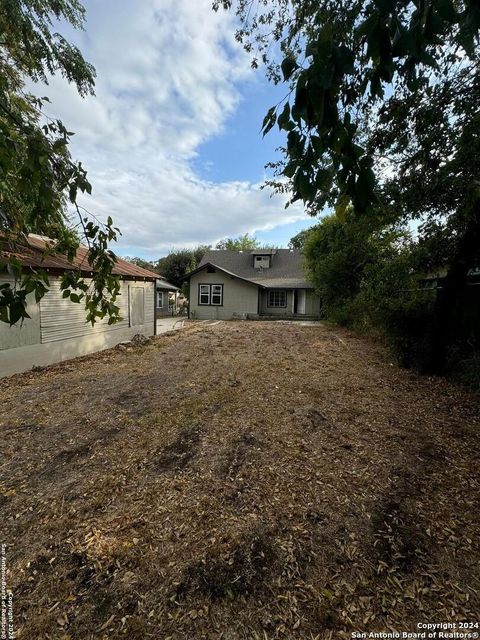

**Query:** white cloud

left=36, top=0, right=307, bottom=256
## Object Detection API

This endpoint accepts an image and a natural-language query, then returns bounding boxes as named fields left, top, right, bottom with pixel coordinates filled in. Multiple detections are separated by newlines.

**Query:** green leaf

left=277, top=102, right=292, bottom=131
left=436, top=0, right=457, bottom=23
left=283, top=162, right=297, bottom=179
left=261, top=106, right=277, bottom=136
left=281, top=55, right=298, bottom=81
left=295, top=170, right=316, bottom=202
left=293, top=86, right=308, bottom=121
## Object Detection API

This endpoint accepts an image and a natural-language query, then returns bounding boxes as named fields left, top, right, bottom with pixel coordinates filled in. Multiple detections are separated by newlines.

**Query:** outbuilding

left=0, top=234, right=159, bottom=378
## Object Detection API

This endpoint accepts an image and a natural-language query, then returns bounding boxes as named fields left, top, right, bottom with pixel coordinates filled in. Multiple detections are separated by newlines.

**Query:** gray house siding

left=260, top=289, right=295, bottom=315
left=259, top=289, right=321, bottom=316
left=155, top=290, right=171, bottom=317
left=0, top=277, right=155, bottom=377
left=189, top=268, right=259, bottom=320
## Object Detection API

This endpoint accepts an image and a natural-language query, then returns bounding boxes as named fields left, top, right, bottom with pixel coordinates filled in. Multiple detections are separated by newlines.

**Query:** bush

left=452, top=352, right=480, bottom=391
left=379, top=294, right=434, bottom=368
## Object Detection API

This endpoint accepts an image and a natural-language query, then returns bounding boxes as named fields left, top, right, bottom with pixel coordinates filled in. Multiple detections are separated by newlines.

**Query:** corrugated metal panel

left=40, top=279, right=154, bottom=343
left=1, top=234, right=159, bottom=279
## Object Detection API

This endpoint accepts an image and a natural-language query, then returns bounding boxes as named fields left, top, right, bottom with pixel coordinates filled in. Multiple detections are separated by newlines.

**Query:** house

left=185, top=249, right=321, bottom=320
left=0, top=234, right=160, bottom=377
left=156, top=277, right=180, bottom=317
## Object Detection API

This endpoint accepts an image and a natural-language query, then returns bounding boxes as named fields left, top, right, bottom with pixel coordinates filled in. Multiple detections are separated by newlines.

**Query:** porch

left=258, top=287, right=321, bottom=318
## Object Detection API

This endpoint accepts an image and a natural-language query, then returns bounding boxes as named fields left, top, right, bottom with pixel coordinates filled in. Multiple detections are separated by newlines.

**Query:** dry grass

left=0, top=321, right=479, bottom=639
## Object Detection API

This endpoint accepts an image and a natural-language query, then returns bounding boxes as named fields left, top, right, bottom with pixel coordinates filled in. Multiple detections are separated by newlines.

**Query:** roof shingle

left=198, top=249, right=313, bottom=289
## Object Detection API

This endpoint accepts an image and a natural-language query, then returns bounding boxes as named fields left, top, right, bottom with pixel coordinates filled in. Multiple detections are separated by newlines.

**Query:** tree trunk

left=422, top=198, right=480, bottom=375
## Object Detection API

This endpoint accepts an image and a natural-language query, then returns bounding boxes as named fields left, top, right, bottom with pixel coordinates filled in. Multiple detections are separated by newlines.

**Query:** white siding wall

left=0, top=276, right=155, bottom=377
left=39, top=279, right=154, bottom=343
left=189, top=269, right=259, bottom=320
left=0, top=277, right=41, bottom=349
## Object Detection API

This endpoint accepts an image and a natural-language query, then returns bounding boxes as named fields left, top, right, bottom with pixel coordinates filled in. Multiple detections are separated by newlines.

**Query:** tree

left=372, top=65, right=480, bottom=371
left=304, top=209, right=409, bottom=319
left=124, top=257, right=158, bottom=273
left=156, top=245, right=210, bottom=289
left=216, top=0, right=480, bottom=373
left=215, top=233, right=261, bottom=250
left=288, top=228, right=312, bottom=249
left=0, top=0, right=121, bottom=326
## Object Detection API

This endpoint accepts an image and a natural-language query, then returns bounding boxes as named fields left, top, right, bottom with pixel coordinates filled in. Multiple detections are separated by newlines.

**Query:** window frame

left=156, top=290, right=164, bottom=308
left=254, top=255, right=270, bottom=268
left=267, top=289, right=287, bottom=308
left=211, top=284, right=223, bottom=306
left=198, top=284, right=211, bottom=305
left=198, top=283, right=223, bottom=306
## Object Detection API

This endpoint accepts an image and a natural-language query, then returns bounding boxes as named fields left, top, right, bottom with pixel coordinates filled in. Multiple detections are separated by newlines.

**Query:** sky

left=38, top=0, right=319, bottom=260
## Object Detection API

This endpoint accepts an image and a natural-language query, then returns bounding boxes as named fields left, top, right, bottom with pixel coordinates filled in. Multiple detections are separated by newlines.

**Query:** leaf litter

left=0, top=321, right=479, bottom=639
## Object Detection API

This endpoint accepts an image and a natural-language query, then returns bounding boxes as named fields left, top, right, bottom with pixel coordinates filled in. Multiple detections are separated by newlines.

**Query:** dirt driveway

left=0, top=321, right=479, bottom=639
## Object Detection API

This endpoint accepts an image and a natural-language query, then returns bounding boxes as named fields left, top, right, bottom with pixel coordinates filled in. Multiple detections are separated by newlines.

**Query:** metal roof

left=1, top=234, right=159, bottom=280
left=156, top=278, right=180, bottom=291
left=191, top=249, right=314, bottom=289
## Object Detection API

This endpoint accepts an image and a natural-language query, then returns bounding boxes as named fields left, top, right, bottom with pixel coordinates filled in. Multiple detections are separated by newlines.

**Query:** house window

left=267, top=289, right=287, bottom=308
left=254, top=255, right=270, bottom=269
left=198, top=284, right=223, bottom=306
left=211, top=284, right=223, bottom=305
left=157, top=291, right=164, bottom=308
left=199, top=284, right=210, bottom=305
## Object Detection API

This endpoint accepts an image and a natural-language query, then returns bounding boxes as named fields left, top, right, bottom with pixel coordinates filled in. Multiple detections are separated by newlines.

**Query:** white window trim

left=157, top=290, right=164, bottom=308
left=199, top=284, right=210, bottom=305
left=198, top=283, right=223, bottom=306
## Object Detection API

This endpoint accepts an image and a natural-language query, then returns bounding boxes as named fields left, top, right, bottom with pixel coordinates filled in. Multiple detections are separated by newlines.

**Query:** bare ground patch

left=0, top=321, right=479, bottom=639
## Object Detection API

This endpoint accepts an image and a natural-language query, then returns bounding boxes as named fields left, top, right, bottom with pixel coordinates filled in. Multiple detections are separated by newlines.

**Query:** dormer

left=254, top=254, right=270, bottom=269
left=251, top=249, right=277, bottom=269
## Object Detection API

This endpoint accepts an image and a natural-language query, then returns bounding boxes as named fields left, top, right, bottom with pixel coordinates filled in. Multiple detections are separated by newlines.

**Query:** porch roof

left=252, top=277, right=314, bottom=289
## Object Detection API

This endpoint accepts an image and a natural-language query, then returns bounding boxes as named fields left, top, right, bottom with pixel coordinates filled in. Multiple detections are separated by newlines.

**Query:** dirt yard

left=0, top=321, right=479, bottom=639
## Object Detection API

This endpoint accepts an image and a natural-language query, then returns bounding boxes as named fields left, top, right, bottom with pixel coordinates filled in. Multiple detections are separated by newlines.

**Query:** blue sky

left=40, top=0, right=318, bottom=259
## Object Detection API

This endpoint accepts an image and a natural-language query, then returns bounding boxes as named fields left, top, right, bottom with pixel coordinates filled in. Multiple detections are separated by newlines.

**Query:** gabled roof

left=185, top=249, right=314, bottom=289
left=183, top=262, right=261, bottom=287
left=1, top=234, right=159, bottom=280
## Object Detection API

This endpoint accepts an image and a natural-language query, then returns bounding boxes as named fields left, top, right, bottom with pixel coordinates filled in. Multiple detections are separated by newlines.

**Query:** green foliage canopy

left=216, top=0, right=480, bottom=216
left=0, top=0, right=121, bottom=325
left=217, top=0, right=480, bottom=373
left=303, top=210, right=410, bottom=318
left=215, top=233, right=261, bottom=250
left=156, top=246, right=210, bottom=289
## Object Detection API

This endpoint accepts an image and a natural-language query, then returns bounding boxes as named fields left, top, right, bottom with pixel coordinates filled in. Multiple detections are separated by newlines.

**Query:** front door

left=296, top=289, right=306, bottom=315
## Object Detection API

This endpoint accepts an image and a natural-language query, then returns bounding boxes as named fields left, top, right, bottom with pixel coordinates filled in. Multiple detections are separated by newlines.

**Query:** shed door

left=129, top=286, right=145, bottom=327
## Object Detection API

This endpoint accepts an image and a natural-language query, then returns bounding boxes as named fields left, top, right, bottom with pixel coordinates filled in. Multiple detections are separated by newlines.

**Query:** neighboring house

left=156, top=277, right=180, bottom=317
left=0, top=234, right=159, bottom=378
left=420, top=267, right=480, bottom=289
left=185, top=249, right=321, bottom=320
